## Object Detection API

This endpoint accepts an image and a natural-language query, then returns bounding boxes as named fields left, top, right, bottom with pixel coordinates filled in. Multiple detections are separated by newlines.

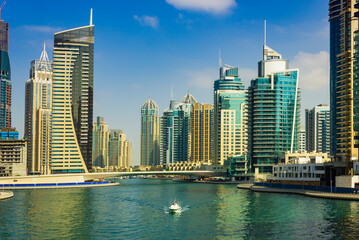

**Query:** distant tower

left=109, top=129, right=130, bottom=168
left=160, top=92, right=193, bottom=165
left=0, top=1, right=11, bottom=129
left=190, top=102, right=213, bottom=163
left=51, top=10, right=94, bottom=173
left=305, top=104, right=330, bottom=154
left=92, top=116, right=109, bottom=168
left=214, top=64, right=247, bottom=165
left=141, top=99, right=160, bottom=166
left=24, top=44, right=52, bottom=175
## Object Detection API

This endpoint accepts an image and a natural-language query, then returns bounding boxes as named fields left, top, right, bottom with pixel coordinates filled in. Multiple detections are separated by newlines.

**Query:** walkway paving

left=237, top=184, right=359, bottom=201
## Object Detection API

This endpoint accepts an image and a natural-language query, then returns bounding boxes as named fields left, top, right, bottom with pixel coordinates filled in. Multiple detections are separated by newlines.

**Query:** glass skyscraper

left=213, top=66, right=247, bottom=165
left=0, top=18, right=10, bottom=129
left=51, top=11, right=94, bottom=173
left=141, top=99, right=160, bottom=166
left=247, top=44, right=300, bottom=174
left=160, top=95, right=192, bottom=165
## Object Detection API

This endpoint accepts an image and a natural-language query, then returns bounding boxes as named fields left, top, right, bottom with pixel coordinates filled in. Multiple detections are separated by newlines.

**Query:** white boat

left=168, top=200, right=182, bottom=213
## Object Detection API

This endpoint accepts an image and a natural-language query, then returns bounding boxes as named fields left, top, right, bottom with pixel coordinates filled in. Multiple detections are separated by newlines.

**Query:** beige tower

left=92, top=116, right=109, bottom=168
left=190, top=102, right=213, bottom=163
left=109, top=130, right=131, bottom=168
left=24, top=44, right=52, bottom=175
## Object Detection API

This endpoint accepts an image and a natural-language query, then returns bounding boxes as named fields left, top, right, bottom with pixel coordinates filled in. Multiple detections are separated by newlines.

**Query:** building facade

left=0, top=18, right=11, bottom=129
left=160, top=97, right=192, bottom=165
left=299, top=126, right=306, bottom=153
left=213, top=66, right=247, bottom=165
left=51, top=13, right=94, bottom=173
left=140, top=99, right=160, bottom=166
left=305, top=104, right=331, bottom=154
left=248, top=44, right=300, bottom=174
left=329, top=1, right=358, bottom=165
left=92, top=116, right=109, bottom=168
left=24, top=45, right=52, bottom=175
left=190, top=102, right=213, bottom=163
left=0, top=127, right=18, bottom=139
left=108, top=129, right=131, bottom=168
left=0, top=139, right=27, bottom=177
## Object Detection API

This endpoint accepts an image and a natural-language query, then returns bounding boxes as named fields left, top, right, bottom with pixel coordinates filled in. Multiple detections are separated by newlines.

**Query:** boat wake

left=163, top=205, right=189, bottom=214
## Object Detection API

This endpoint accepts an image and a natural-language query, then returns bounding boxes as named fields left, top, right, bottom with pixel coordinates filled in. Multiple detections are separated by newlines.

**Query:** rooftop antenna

left=90, top=8, right=93, bottom=26
left=0, top=1, right=6, bottom=20
left=264, top=19, right=266, bottom=47
left=219, top=49, right=222, bottom=68
left=39, top=42, right=49, bottom=62
left=171, top=84, right=173, bottom=100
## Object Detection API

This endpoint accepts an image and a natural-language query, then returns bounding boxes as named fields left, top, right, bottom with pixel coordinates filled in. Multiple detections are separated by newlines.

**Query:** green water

left=1, top=179, right=359, bottom=239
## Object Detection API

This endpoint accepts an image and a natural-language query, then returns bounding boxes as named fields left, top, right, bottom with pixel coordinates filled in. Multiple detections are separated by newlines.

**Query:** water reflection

left=2, top=180, right=359, bottom=239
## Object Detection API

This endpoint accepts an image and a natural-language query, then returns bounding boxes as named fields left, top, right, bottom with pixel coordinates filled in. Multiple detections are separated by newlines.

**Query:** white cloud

left=22, top=25, right=63, bottom=33
left=187, top=68, right=218, bottom=89
left=166, top=0, right=237, bottom=15
left=291, top=51, right=329, bottom=91
left=133, top=15, right=159, bottom=29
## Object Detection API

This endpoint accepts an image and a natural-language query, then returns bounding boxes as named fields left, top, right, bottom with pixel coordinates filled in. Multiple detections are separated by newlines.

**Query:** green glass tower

left=213, top=65, right=247, bottom=165
left=248, top=43, right=300, bottom=174
left=141, top=99, right=160, bottom=166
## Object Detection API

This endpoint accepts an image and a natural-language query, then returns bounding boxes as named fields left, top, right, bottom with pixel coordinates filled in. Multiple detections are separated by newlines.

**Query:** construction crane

left=0, top=1, right=6, bottom=20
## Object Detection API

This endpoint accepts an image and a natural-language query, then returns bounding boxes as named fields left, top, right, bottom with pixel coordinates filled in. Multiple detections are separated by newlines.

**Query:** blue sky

left=8, top=0, right=329, bottom=164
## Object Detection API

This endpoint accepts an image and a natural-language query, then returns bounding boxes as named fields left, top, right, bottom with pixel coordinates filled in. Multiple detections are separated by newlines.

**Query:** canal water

left=1, top=179, right=359, bottom=239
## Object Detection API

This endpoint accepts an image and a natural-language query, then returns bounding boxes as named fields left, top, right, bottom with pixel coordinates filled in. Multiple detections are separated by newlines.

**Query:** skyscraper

left=108, top=129, right=130, bottom=168
left=329, top=1, right=358, bottom=165
left=247, top=40, right=300, bottom=174
left=92, top=116, right=109, bottom=168
left=0, top=13, right=10, bottom=129
left=24, top=44, right=52, bottom=175
left=190, top=102, right=213, bottom=163
left=213, top=65, right=247, bottom=165
left=140, top=99, right=160, bottom=166
left=299, top=126, right=306, bottom=153
left=160, top=94, right=192, bottom=165
left=50, top=10, right=94, bottom=173
left=305, top=104, right=331, bottom=154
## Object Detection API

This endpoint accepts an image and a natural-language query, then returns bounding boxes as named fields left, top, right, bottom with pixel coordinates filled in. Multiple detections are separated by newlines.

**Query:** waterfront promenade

left=237, top=184, right=359, bottom=201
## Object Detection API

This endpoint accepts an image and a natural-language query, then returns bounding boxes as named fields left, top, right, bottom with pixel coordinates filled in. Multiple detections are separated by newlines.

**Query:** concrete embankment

left=237, top=184, right=359, bottom=201
left=0, top=191, right=13, bottom=200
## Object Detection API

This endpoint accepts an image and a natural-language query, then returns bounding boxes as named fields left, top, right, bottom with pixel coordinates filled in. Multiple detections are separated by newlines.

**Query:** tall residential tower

left=141, top=99, right=160, bottom=166
left=0, top=11, right=10, bottom=128
left=213, top=65, right=247, bottom=165
left=50, top=10, right=94, bottom=173
left=247, top=34, right=300, bottom=174
left=24, top=45, right=52, bottom=174
left=92, top=116, right=109, bottom=168
left=329, top=1, right=358, bottom=166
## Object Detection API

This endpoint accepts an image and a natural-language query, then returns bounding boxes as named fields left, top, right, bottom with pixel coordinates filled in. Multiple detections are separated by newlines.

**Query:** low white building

left=269, top=152, right=330, bottom=185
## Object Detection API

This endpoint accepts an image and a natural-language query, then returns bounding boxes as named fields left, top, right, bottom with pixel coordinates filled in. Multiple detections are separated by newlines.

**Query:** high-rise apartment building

left=108, top=129, right=130, bottom=168
left=51, top=11, right=94, bottom=173
left=160, top=95, right=192, bottom=165
left=213, top=65, right=247, bottom=165
left=92, top=116, right=109, bottom=168
left=299, top=126, right=306, bottom=153
left=305, top=104, right=331, bottom=154
left=329, top=1, right=358, bottom=165
left=140, top=99, right=160, bottom=166
left=0, top=15, right=11, bottom=129
left=24, top=45, right=52, bottom=175
left=247, top=43, right=300, bottom=174
left=190, top=102, right=213, bottom=163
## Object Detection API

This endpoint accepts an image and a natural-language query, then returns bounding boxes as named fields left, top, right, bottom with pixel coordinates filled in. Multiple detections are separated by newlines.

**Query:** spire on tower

left=90, top=8, right=93, bottom=26
left=39, top=42, right=50, bottom=62
left=171, top=84, right=174, bottom=100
